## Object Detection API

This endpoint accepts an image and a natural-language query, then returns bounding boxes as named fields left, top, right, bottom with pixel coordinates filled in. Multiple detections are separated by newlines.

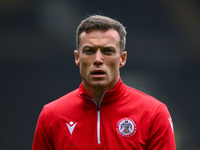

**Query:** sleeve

left=32, top=106, right=54, bottom=150
left=146, top=104, right=176, bottom=150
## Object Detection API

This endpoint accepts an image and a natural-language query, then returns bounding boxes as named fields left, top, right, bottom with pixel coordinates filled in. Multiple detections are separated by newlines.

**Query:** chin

left=91, top=81, right=107, bottom=88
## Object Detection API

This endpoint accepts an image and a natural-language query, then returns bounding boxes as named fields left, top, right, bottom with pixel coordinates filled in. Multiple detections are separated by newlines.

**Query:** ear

left=74, top=50, right=80, bottom=66
left=120, top=51, right=127, bottom=68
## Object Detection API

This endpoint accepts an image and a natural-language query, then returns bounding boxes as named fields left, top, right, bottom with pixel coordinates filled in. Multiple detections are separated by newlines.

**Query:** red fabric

left=32, top=79, right=176, bottom=150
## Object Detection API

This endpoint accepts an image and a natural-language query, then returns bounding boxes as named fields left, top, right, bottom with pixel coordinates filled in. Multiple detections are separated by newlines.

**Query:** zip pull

left=97, top=103, right=100, bottom=111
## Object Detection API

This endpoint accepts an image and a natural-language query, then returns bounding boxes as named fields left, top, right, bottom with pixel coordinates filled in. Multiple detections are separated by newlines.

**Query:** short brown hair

left=76, top=15, right=127, bottom=53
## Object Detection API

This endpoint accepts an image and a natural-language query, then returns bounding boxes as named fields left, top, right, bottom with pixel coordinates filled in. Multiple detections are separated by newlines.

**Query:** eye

left=102, top=48, right=115, bottom=55
left=84, top=48, right=95, bottom=55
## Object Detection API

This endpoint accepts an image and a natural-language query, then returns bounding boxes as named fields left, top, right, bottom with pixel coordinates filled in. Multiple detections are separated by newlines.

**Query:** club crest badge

left=117, top=118, right=136, bottom=137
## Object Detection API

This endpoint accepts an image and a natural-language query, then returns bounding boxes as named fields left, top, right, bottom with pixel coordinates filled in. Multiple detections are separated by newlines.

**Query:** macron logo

left=66, top=121, right=77, bottom=135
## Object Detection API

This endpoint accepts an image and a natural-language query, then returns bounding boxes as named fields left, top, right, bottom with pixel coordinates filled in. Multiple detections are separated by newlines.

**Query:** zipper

left=96, top=91, right=107, bottom=144
left=97, top=104, right=101, bottom=144
left=84, top=91, right=107, bottom=144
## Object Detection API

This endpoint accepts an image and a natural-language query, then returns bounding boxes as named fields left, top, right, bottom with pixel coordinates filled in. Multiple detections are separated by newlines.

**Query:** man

left=32, top=15, right=176, bottom=150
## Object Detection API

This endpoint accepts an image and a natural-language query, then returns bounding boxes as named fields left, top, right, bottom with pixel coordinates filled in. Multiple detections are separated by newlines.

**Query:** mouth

left=91, top=70, right=106, bottom=77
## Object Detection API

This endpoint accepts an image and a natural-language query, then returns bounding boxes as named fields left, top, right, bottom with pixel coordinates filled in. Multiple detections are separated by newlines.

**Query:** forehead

left=79, top=29, right=120, bottom=48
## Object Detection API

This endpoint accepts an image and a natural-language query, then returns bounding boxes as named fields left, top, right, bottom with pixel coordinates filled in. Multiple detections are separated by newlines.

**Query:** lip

left=91, top=69, right=106, bottom=78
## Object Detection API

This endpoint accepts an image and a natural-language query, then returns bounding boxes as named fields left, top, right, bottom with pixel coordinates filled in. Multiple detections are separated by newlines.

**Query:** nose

left=93, top=50, right=103, bottom=66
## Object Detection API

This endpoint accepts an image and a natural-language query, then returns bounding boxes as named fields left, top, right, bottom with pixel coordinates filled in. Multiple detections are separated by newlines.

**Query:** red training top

left=32, top=79, right=176, bottom=150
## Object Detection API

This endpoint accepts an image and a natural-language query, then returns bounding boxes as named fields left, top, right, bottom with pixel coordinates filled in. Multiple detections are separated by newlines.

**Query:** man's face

left=74, top=29, right=127, bottom=90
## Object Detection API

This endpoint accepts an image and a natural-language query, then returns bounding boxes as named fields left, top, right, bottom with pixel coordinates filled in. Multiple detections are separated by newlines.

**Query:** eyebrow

left=82, top=45, right=95, bottom=50
left=102, top=46, right=116, bottom=50
left=82, top=45, right=116, bottom=50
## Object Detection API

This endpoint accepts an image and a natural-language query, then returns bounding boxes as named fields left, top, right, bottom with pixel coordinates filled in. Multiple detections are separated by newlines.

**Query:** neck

left=83, top=85, right=106, bottom=103
left=82, top=78, right=120, bottom=103
left=94, top=89, right=107, bottom=103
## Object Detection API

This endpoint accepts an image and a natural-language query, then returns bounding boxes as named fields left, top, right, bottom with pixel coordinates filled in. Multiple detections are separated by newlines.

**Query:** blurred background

left=0, top=0, right=200, bottom=149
